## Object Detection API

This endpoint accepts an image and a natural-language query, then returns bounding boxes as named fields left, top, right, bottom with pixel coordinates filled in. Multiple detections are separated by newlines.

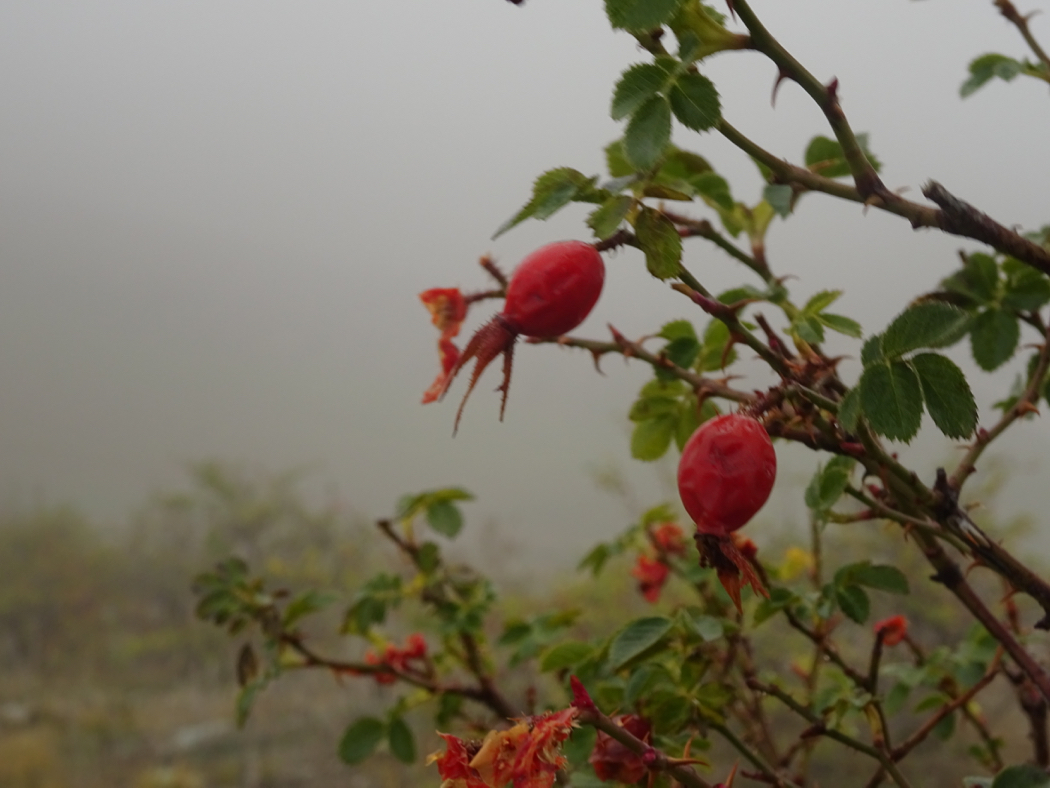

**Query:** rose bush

left=194, top=2, right=1050, bottom=787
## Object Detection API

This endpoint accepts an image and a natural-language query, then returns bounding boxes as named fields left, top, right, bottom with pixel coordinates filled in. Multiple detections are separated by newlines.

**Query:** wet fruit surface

left=677, top=413, right=776, bottom=536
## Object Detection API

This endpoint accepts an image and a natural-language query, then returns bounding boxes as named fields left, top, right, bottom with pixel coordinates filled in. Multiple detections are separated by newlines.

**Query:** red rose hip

left=502, top=240, right=604, bottom=337
left=440, top=240, right=605, bottom=433
left=677, top=413, right=776, bottom=536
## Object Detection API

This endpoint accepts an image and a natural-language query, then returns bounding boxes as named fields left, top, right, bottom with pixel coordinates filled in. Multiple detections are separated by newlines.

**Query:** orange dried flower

left=420, top=288, right=468, bottom=404
left=874, top=614, right=908, bottom=646
left=631, top=555, right=670, bottom=603
left=420, top=287, right=467, bottom=336
left=429, top=710, right=577, bottom=788
left=651, top=522, right=687, bottom=556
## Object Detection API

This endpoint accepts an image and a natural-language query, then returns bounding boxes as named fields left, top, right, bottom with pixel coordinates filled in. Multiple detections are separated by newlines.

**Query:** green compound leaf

left=631, top=415, right=677, bottom=461
left=624, top=96, right=672, bottom=171
left=668, top=72, right=721, bottom=132
left=338, top=717, right=387, bottom=764
left=880, top=302, right=972, bottom=358
left=587, top=194, right=634, bottom=240
left=608, top=616, right=674, bottom=669
left=835, top=584, right=871, bottom=624
left=858, top=361, right=923, bottom=442
left=605, top=0, right=685, bottom=32
left=971, top=308, right=1020, bottom=371
left=388, top=717, right=417, bottom=764
left=493, top=168, right=601, bottom=239
left=911, top=352, right=977, bottom=439
left=635, top=206, right=683, bottom=279
left=612, top=60, right=678, bottom=120
left=961, top=53, right=1025, bottom=98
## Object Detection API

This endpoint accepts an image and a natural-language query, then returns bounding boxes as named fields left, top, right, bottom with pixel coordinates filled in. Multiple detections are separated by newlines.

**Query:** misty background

left=1, top=0, right=1048, bottom=565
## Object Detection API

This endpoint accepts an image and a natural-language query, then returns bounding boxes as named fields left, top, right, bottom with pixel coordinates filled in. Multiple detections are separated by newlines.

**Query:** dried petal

left=874, top=614, right=908, bottom=646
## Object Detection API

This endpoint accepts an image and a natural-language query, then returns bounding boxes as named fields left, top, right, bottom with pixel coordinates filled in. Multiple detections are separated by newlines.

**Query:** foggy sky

left=1, top=1, right=1048, bottom=564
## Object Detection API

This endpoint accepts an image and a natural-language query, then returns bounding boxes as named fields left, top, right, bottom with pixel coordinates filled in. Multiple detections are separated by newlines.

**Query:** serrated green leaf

left=659, top=319, right=698, bottom=341
left=661, top=336, right=701, bottom=372
left=668, top=72, right=721, bottom=132
left=838, top=387, right=861, bottom=432
left=338, top=717, right=386, bottom=764
left=605, top=0, right=685, bottom=32
left=805, top=135, right=851, bottom=178
left=794, top=315, right=825, bottom=344
left=631, top=415, right=677, bottom=461
left=992, top=765, right=1050, bottom=788
left=641, top=378, right=687, bottom=398
left=847, top=562, right=910, bottom=594
left=492, top=168, right=599, bottom=239
left=624, top=96, right=672, bottom=171
left=763, top=184, right=793, bottom=217
left=858, top=361, right=923, bottom=442
left=861, top=334, right=884, bottom=366
left=635, top=206, right=682, bottom=279
left=818, top=312, right=863, bottom=338
left=836, top=584, right=871, bottom=623
left=881, top=303, right=972, bottom=357
left=911, top=352, right=977, bottom=439
left=605, top=139, right=633, bottom=178
left=804, top=133, right=881, bottom=178
left=693, top=171, right=734, bottom=212
left=697, top=317, right=736, bottom=371
left=540, top=642, right=595, bottom=672
left=961, top=53, right=1025, bottom=97
left=805, top=458, right=853, bottom=513
left=612, top=60, right=678, bottom=120
left=587, top=195, right=634, bottom=240
left=971, top=308, right=1020, bottom=370
left=388, top=718, right=416, bottom=764
left=629, top=395, right=680, bottom=422
left=1002, top=259, right=1050, bottom=310
left=803, top=289, right=843, bottom=315
left=608, top=616, right=674, bottom=669
left=426, top=500, right=463, bottom=538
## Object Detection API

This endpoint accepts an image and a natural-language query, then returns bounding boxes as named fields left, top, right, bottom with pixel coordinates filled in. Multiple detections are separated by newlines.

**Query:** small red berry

left=441, top=240, right=605, bottom=433
left=677, top=413, right=776, bottom=536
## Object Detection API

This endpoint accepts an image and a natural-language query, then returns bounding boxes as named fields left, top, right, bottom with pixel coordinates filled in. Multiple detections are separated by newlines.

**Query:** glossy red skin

left=502, top=241, right=605, bottom=338
left=677, top=414, right=776, bottom=536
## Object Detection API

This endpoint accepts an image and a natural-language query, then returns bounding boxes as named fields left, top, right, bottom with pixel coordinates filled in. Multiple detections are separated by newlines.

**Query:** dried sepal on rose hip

left=439, top=240, right=605, bottom=433
left=677, top=412, right=776, bottom=611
